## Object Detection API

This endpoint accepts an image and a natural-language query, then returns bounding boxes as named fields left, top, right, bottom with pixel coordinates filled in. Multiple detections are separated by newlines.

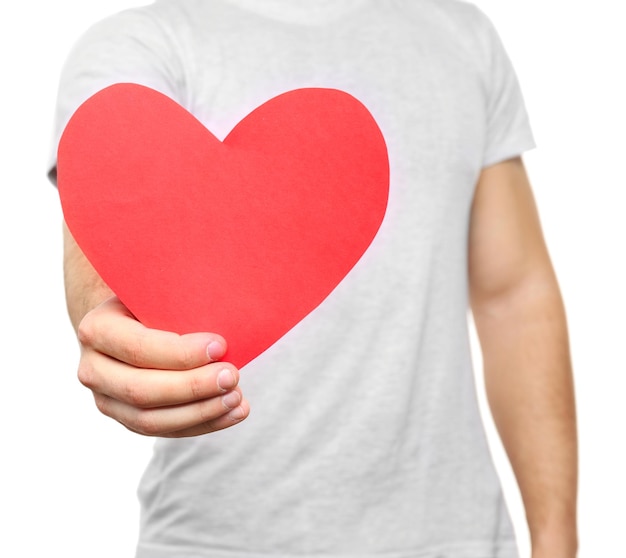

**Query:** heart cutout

left=58, top=84, right=389, bottom=367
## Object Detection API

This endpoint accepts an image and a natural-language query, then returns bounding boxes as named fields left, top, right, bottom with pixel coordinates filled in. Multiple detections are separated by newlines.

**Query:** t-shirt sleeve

left=47, top=8, right=183, bottom=184
left=478, top=10, right=535, bottom=167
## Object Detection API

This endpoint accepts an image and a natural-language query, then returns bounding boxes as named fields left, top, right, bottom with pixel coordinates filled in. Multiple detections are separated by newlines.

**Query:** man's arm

left=63, top=221, right=116, bottom=329
left=63, top=221, right=250, bottom=436
left=468, top=158, right=578, bottom=557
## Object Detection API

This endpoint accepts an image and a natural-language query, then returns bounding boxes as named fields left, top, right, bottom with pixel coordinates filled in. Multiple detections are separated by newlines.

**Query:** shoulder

left=56, top=1, right=201, bottom=106
left=401, top=0, right=501, bottom=58
left=50, top=0, right=206, bottom=175
left=65, top=3, right=177, bottom=59
left=394, top=0, right=502, bottom=71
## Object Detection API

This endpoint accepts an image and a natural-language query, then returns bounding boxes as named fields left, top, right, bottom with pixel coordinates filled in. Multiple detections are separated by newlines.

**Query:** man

left=51, top=1, right=578, bottom=556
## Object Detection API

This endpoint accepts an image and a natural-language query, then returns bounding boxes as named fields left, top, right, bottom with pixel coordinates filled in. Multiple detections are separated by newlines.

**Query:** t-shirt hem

left=135, top=539, right=519, bottom=558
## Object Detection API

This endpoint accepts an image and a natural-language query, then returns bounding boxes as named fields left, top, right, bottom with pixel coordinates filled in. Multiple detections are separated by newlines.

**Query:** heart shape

left=58, top=84, right=389, bottom=367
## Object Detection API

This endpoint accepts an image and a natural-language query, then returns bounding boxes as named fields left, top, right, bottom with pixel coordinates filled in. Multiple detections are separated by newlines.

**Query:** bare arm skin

left=468, top=158, right=578, bottom=557
left=63, top=222, right=250, bottom=437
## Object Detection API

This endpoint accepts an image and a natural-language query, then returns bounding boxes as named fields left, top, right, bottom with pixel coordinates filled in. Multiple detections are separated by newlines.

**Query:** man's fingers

left=78, top=351, right=240, bottom=408
left=75, top=296, right=249, bottom=437
left=164, top=397, right=251, bottom=438
left=78, top=297, right=227, bottom=369
left=93, top=389, right=249, bottom=437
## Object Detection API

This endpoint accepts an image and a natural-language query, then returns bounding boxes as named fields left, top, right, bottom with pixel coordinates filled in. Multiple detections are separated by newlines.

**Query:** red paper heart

left=58, top=84, right=389, bottom=367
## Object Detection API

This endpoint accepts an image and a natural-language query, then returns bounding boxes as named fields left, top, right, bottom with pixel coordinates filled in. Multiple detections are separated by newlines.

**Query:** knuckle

left=188, top=373, right=205, bottom=401
left=93, top=393, right=111, bottom=417
left=77, top=359, right=96, bottom=389
left=125, top=330, right=148, bottom=366
left=122, top=378, right=151, bottom=408
left=174, top=343, right=197, bottom=370
left=77, top=314, right=96, bottom=348
left=133, top=410, right=161, bottom=436
left=198, top=398, right=221, bottom=423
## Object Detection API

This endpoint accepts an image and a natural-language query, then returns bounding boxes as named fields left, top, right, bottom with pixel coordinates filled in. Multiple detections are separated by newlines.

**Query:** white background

left=1, top=1, right=623, bottom=556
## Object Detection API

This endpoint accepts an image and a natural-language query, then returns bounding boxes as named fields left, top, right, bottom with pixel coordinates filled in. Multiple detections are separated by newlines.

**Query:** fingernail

left=217, top=368, right=237, bottom=391
left=227, top=406, right=246, bottom=421
left=221, top=390, right=241, bottom=410
left=207, top=341, right=225, bottom=361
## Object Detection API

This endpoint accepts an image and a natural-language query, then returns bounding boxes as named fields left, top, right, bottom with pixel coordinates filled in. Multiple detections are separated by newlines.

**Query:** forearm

left=472, top=275, right=578, bottom=556
left=63, top=220, right=114, bottom=330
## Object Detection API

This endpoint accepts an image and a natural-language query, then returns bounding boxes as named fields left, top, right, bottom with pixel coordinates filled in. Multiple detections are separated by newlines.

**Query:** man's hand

left=76, top=296, right=250, bottom=437
left=63, top=221, right=250, bottom=437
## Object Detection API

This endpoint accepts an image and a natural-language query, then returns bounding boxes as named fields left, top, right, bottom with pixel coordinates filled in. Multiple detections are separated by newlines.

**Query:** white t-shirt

left=50, top=1, right=535, bottom=556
